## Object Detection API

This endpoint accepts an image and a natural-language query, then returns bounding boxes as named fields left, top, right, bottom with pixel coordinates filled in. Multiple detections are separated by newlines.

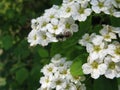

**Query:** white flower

left=41, top=63, right=57, bottom=76
left=60, top=17, right=78, bottom=33
left=104, top=7, right=120, bottom=17
left=110, top=0, right=120, bottom=8
left=51, top=54, right=62, bottom=63
left=47, top=22, right=62, bottom=35
left=37, top=87, right=52, bottom=90
left=101, top=25, right=120, bottom=34
left=91, top=35, right=104, bottom=45
left=99, top=26, right=117, bottom=42
left=46, top=32, right=58, bottom=42
left=82, top=58, right=107, bottom=79
left=31, top=19, right=40, bottom=30
left=77, top=84, right=86, bottom=90
left=38, top=31, right=50, bottom=46
left=64, top=61, right=73, bottom=68
left=44, top=5, right=59, bottom=21
left=39, top=54, right=86, bottom=89
left=51, top=77, right=66, bottom=90
left=70, top=75, right=85, bottom=84
left=55, top=58, right=67, bottom=67
left=59, top=3, right=77, bottom=18
left=104, top=55, right=120, bottom=79
left=107, top=43, right=120, bottom=62
left=40, top=76, right=53, bottom=88
left=27, top=30, right=40, bottom=46
left=72, top=3, right=92, bottom=21
left=57, top=67, right=69, bottom=78
left=37, top=16, right=49, bottom=32
left=62, top=0, right=76, bottom=4
left=90, top=0, right=111, bottom=13
left=78, top=33, right=96, bottom=46
left=62, top=82, right=77, bottom=90
left=75, top=0, right=90, bottom=6
left=86, top=35, right=107, bottom=60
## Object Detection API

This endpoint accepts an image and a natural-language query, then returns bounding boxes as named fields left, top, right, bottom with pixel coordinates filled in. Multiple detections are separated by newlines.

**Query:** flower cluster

left=27, top=0, right=120, bottom=46
left=27, top=5, right=78, bottom=46
left=38, top=54, right=86, bottom=90
left=79, top=25, right=120, bottom=79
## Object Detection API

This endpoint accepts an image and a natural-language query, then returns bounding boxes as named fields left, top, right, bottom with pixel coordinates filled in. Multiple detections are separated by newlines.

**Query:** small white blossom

left=104, top=55, right=120, bottom=79
left=59, top=3, right=77, bottom=18
left=41, top=63, right=57, bottom=76
left=90, top=0, right=111, bottom=13
left=82, top=58, right=107, bottom=79
left=78, top=33, right=96, bottom=46
left=72, top=3, right=92, bottom=21
left=107, top=43, right=120, bottom=62
left=27, top=30, right=40, bottom=46
left=38, top=54, right=86, bottom=90
left=99, top=26, right=117, bottom=42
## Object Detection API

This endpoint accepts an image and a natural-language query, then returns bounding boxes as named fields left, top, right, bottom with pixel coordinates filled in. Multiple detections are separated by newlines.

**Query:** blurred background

left=0, top=0, right=62, bottom=90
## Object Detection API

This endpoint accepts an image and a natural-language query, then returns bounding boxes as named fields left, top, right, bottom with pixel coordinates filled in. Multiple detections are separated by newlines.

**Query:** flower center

left=50, top=14, right=54, bottom=19
left=98, top=2, right=104, bottom=8
left=108, top=62, right=115, bottom=69
left=65, top=84, right=70, bottom=89
left=47, top=67, right=53, bottom=72
left=115, top=47, right=120, bottom=56
left=42, top=22, right=47, bottom=27
left=56, top=80, right=62, bottom=85
left=42, top=34, right=47, bottom=40
left=65, top=23, right=71, bottom=29
left=45, top=78, right=49, bottom=83
left=66, top=7, right=71, bottom=13
left=73, top=76, right=80, bottom=80
left=94, top=45, right=101, bottom=52
left=91, top=61, right=98, bottom=69
left=53, top=25, right=58, bottom=30
left=60, top=70, right=67, bottom=75
left=104, top=34, right=110, bottom=39
left=78, top=8, right=84, bottom=14
left=33, top=35, right=37, bottom=40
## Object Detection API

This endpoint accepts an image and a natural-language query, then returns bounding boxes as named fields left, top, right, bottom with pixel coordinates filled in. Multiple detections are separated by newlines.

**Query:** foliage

left=0, top=0, right=120, bottom=90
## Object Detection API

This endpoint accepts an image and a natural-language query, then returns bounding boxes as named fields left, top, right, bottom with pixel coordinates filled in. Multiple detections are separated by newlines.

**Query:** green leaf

left=15, top=68, right=29, bottom=84
left=1, top=35, right=13, bottom=50
left=37, top=47, right=49, bottom=58
left=50, top=0, right=62, bottom=5
left=13, top=40, right=30, bottom=59
left=110, top=16, right=120, bottom=27
left=70, top=56, right=85, bottom=76
left=79, top=15, right=92, bottom=34
left=93, top=76, right=118, bottom=90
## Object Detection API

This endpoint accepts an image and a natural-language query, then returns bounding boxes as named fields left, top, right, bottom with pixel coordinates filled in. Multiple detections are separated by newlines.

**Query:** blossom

left=40, top=76, right=53, bottom=88
left=78, top=33, right=96, bottom=46
left=59, top=17, right=78, bottom=33
left=90, top=0, right=111, bottom=13
left=110, top=0, right=120, bottom=8
left=38, top=54, right=86, bottom=90
left=27, top=30, right=40, bottom=46
left=99, top=25, right=117, bottom=42
left=59, top=3, right=77, bottom=18
left=107, top=43, right=120, bottom=62
left=86, top=35, right=107, bottom=60
left=104, top=55, right=120, bottom=79
left=82, top=58, right=107, bottom=79
left=72, top=3, right=92, bottom=21
left=41, top=63, right=57, bottom=76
